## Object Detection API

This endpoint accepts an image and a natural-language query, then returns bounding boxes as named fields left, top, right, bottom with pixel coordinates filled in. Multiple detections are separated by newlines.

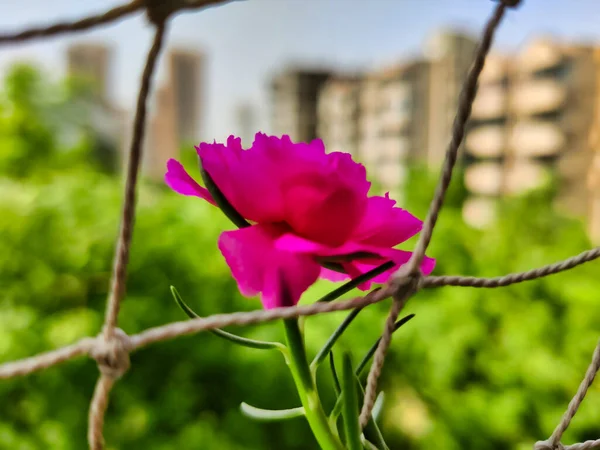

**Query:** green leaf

left=355, top=314, right=415, bottom=376
left=329, top=374, right=389, bottom=450
left=362, top=439, right=380, bottom=450
left=170, top=286, right=286, bottom=352
left=329, top=351, right=341, bottom=396
left=311, top=307, right=364, bottom=371
left=355, top=378, right=389, bottom=450
left=320, top=261, right=347, bottom=274
left=372, top=392, right=385, bottom=424
left=341, top=352, right=362, bottom=450
left=240, top=402, right=305, bottom=422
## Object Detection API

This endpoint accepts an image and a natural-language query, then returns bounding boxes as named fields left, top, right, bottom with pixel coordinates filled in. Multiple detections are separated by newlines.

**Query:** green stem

left=283, top=319, right=344, bottom=450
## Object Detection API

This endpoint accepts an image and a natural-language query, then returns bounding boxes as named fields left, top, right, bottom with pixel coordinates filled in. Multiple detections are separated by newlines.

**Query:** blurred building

left=144, top=84, right=179, bottom=181
left=463, top=52, right=511, bottom=227
left=66, top=42, right=111, bottom=102
left=297, top=31, right=475, bottom=199
left=270, top=68, right=332, bottom=142
left=356, top=61, right=431, bottom=198
left=464, top=38, right=600, bottom=228
left=424, top=30, right=478, bottom=170
left=317, top=75, right=361, bottom=157
left=235, top=102, right=256, bottom=146
left=139, top=48, right=204, bottom=181
left=66, top=42, right=127, bottom=172
left=586, top=48, right=600, bottom=244
left=269, top=31, right=600, bottom=243
left=65, top=43, right=205, bottom=181
left=168, top=49, right=204, bottom=144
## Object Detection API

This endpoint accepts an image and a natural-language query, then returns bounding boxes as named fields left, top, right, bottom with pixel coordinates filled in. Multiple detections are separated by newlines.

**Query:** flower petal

left=338, top=249, right=436, bottom=291
left=165, top=159, right=215, bottom=204
left=218, top=224, right=320, bottom=309
left=319, top=267, right=351, bottom=283
left=262, top=255, right=321, bottom=309
left=196, top=133, right=372, bottom=242
left=274, top=233, right=435, bottom=290
left=282, top=171, right=367, bottom=246
left=352, top=194, right=422, bottom=247
left=197, top=135, right=285, bottom=223
left=275, top=233, right=372, bottom=256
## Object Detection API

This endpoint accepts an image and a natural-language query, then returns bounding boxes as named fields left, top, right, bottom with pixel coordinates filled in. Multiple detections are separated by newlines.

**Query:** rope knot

left=91, top=328, right=131, bottom=380
left=389, top=264, right=424, bottom=297
left=534, top=440, right=566, bottom=450
left=143, top=0, right=176, bottom=25
left=498, top=0, right=522, bottom=7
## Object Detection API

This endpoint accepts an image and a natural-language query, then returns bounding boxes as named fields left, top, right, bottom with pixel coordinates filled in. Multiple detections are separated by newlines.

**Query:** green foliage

left=1, top=63, right=600, bottom=449
left=0, top=63, right=119, bottom=178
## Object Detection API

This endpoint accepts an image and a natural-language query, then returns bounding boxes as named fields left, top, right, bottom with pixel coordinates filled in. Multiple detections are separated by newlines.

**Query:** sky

left=1, top=0, right=600, bottom=142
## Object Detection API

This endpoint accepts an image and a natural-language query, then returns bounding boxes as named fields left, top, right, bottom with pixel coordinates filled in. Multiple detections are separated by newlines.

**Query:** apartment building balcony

left=380, top=112, right=412, bottom=134
left=516, top=39, right=564, bottom=74
left=359, top=81, right=381, bottom=111
left=465, top=125, right=505, bottom=158
left=375, top=163, right=408, bottom=189
left=463, top=196, right=497, bottom=228
left=378, top=137, right=410, bottom=161
left=478, top=54, right=509, bottom=84
left=358, top=138, right=383, bottom=165
left=510, top=120, right=565, bottom=157
left=510, top=79, right=567, bottom=116
left=588, top=152, right=600, bottom=192
left=504, top=160, right=550, bottom=195
left=472, top=85, right=507, bottom=120
left=464, top=162, right=504, bottom=196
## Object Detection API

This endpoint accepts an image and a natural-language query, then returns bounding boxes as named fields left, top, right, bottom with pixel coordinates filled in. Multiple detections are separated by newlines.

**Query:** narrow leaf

left=355, top=375, right=389, bottom=450
left=240, top=402, right=305, bottom=422
left=362, top=438, right=379, bottom=450
left=355, top=314, right=415, bottom=377
left=317, top=262, right=394, bottom=303
left=311, top=308, right=363, bottom=370
left=170, top=286, right=285, bottom=351
left=329, top=351, right=341, bottom=396
left=341, top=352, right=362, bottom=450
left=321, top=261, right=347, bottom=274
left=329, top=375, right=389, bottom=449
left=372, top=392, right=385, bottom=424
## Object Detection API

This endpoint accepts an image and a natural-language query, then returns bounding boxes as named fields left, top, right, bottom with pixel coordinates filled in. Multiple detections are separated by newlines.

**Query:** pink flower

left=165, top=133, right=435, bottom=309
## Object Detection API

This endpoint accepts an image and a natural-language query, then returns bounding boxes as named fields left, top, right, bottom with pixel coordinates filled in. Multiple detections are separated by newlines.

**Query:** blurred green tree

left=0, top=63, right=120, bottom=178
left=1, top=63, right=600, bottom=450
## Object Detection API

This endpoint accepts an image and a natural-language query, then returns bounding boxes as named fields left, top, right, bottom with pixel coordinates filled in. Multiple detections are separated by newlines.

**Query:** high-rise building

left=144, top=84, right=179, bottom=181
left=271, top=31, right=600, bottom=243
left=66, top=42, right=127, bottom=173
left=168, top=49, right=204, bottom=144
left=462, top=53, right=511, bottom=227
left=317, top=75, right=361, bottom=157
left=270, top=68, right=332, bottom=142
left=424, top=30, right=478, bottom=170
left=235, top=103, right=256, bottom=146
left=356, top=61, right=431, bottom=199
left=134, top=48, right=203, bottom=182
left=66, top=42, right=111, bottom=102
left=463, top=38, right=600, bottom=228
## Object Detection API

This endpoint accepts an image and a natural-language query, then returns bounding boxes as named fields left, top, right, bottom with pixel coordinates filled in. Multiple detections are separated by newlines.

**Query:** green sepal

left=240, top=402, right=305, bottom=422
left=170, top=286, right=286, bottom=352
